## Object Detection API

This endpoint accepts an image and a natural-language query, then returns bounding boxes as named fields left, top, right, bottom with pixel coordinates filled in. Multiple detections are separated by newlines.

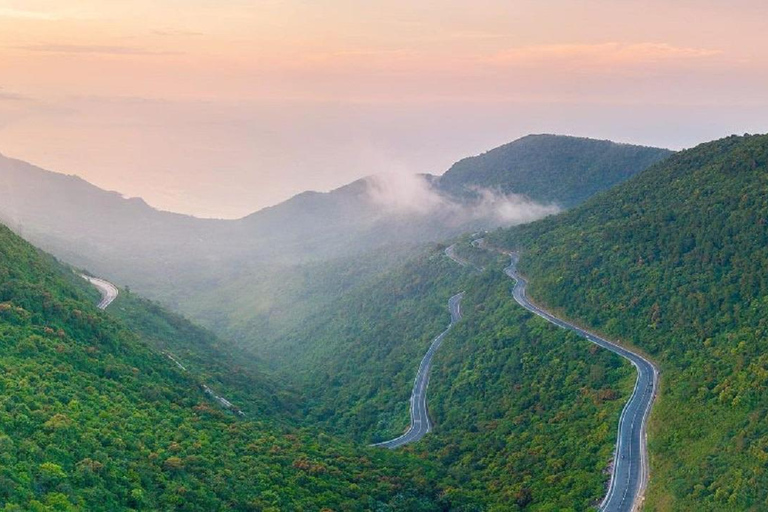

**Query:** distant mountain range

left=0, top=134, right=671, bottom=300
left=4, top=129, right=767, bottom=509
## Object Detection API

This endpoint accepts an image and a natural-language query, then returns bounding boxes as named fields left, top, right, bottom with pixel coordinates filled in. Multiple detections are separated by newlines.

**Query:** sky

left=1, top=1, right=767, bottom=218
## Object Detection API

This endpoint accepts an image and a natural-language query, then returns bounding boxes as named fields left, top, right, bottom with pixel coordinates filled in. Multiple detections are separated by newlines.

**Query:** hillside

left=0, top=223, right=453, bottom=510
left=0, top=135, right=670, bottom=292
left=489, top=133, right=768, bottom=510
left=267, top=239, right=634, bottom=509
left=438, top=134, right=672, bottom=207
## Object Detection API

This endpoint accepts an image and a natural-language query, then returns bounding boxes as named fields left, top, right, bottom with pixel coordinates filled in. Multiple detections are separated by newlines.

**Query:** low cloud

left=489, top=42, right=723, bottom=67
left=366, top=173, right=445, bottom=215
left=365, top=173, right=559, bottom=227
left=0, top=91, right=31, bottom=102
left=16, top=44, right=180, bottom=56
left=466, top=188, right=561, bottom=224
left=0, top=8, right=58, bottom=20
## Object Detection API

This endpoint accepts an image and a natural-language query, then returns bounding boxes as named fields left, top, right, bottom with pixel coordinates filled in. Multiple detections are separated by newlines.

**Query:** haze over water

left=1, top=0, right=767, bottom=217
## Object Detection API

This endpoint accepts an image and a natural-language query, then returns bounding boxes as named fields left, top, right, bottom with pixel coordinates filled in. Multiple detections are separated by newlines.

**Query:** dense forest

left=438, top=134, right=671, bottom=208
left=0, top=214, right=636, bottom=511
left=490, top=134, right=768, bottom=510
left=258, top=237, right=634, bottom=510
left=0, top=223, right=455, bottom=510
left=273, top=248, right=473, bottom=441
left=7, top=132, right=765, bottom=511
left=424, top=262, right=634, bottom=510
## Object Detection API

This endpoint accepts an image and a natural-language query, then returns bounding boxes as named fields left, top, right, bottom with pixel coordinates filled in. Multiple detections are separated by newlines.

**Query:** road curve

left=503, top=253, right=658, bottom=512
left=80, top=274, right=119, bottom=309
left=373, top=292, right=464, bottom=449
left=445, top=244, right=481, bottom=270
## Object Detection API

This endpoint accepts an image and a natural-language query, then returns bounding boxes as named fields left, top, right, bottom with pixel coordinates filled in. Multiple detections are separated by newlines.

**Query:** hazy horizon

left=2, top=0, right=767, bottom=217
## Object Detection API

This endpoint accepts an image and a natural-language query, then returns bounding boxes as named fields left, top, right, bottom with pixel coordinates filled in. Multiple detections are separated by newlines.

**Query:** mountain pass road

left=373, top=292, right=464, bottom=449
left=504, top=253, right=658, bottom=512
left=81, top=274, right=119, bottom=309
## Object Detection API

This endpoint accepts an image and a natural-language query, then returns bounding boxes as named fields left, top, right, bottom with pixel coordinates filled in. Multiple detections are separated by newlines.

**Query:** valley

left=2, top=3, right=764, bottom=510
left=2, top=132, right=767, bottom=510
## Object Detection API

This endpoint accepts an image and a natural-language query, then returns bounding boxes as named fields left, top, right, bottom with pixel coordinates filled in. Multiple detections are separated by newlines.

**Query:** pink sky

left=1, top=0, right=767, bottom=217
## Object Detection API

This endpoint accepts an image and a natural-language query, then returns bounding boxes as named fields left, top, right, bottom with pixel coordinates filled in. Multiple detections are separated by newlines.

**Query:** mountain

left=0, top=135, right=671, bottom=286
left=0, top=136, right=673, bottom=368
left=248, top=235, right=635, bottom=510
left=438, top=134, right=672, bottom=207
left=489, top=133, right=768, bottom=509
left=0, top=222, right=455, bottom=510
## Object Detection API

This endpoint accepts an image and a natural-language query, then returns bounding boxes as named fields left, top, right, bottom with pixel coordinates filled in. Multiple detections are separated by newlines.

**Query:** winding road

left=81, top=273, right=245, bottom=416
left=503, top=252, right=658, bottom=512
left=444, top=243, right=481, bottom=270
left=80, top=274, right=119, bottom=309
left=373, top=292, right=464, bottom=449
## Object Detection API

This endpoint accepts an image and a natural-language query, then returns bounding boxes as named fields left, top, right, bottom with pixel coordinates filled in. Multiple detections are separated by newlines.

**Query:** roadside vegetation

left=490, top=134, right=768, bottom=509
left=0, top=224, right=450, bottom=511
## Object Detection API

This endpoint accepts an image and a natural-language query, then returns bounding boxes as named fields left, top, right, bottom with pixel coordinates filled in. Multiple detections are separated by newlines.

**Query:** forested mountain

left=438, top=134, right=671, bottom=207
left=489, top=133, right=768, bottom=510
left=0, top=135, right=670, bottom=374
left=261, top=238, right=634, bottom=509
left=0, top=135, right=670, bottom=293
left=0, top=222, right=454, bottom=510
left=0, top=135, right=674, bottom=509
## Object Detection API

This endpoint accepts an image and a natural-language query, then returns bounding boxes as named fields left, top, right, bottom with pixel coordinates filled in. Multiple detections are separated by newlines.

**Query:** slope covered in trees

left=438, top=134, right=672, bottom=208
left=489, top=133, right=768, bottom=510
left=269, top=239, right=634, bottom=510
left=0, top=223, right=452, bottom=510
left=425, top=262, right=634, bottom=510
left=0, top=136, right=671, bottom=362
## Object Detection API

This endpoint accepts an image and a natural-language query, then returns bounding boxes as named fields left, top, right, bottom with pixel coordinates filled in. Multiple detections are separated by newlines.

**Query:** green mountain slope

left=489, top=133, right=768, bottom=510
left=0, top=135, right=670, bottom=319
left=278, top=248, right=474, bottom=441
left=438, top=134, right=672, bottom=208
left=266, top=239, right=634, bottom=510
left=425, top=261, right=634, bottom=510
left=106, top=289, right=293, bottom=418
left=0, top=223, right=452, bottom=511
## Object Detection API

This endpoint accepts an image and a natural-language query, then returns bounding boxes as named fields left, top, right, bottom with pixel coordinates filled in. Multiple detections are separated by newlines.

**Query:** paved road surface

left=81, top=274, right=119, bottom=309
left=79, top=273, right=246, bottom=416
left=445, top=243, right=483, bottom=271
left=504, top=253, right=658, bottom=512
left=373, top=292, right=464, bottom=449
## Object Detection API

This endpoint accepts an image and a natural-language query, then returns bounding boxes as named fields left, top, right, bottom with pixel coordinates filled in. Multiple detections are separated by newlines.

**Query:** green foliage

left=107, top=290, right=292, bottom=418
left=439, top=134, right=672, bottom=208
left=277, top=247, right=474, bottom=441
left=423, top=269, right=633, bottom=510
left=490, top=133, right=768, bottom=510
left=0, top=224, right=451, bottom=510
left=269, top=240, right=633, bottom=509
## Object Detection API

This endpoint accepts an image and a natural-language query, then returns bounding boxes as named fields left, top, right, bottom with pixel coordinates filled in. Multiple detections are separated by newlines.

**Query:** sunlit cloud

left=152, top=29, right=204, bottom=37
left=489, top=42, right=724, bottom=67
left=16, top=44, right=181, bottom=56
left=0, top=90, right=31, bottom=101
left=365, top=173, right=560, bottom=226
left=0, top=7, right=58, bottom=20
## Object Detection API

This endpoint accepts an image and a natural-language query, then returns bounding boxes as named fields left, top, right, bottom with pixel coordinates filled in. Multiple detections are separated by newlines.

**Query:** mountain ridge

left=488, top=132, right=768, bottom=509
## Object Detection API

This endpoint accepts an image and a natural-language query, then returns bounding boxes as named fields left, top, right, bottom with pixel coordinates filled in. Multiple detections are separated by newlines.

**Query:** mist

left=365, top=172, right=560, bottom=228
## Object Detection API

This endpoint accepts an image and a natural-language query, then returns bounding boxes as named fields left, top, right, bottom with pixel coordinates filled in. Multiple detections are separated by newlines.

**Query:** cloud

left=0, top=8, right=58, bottom=20
left=152, top=29, right=204, bottom=37
left=366, top=172, right=445, bottom=215
left=0, top=91, right=31, bottom=102
left=465, top=188, right=561, bottom=224
left=489, top=42, right=723, bottom=67
left=365, top=173, right=559, bottom=227
left=16, top=44, right=180, bottom=56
